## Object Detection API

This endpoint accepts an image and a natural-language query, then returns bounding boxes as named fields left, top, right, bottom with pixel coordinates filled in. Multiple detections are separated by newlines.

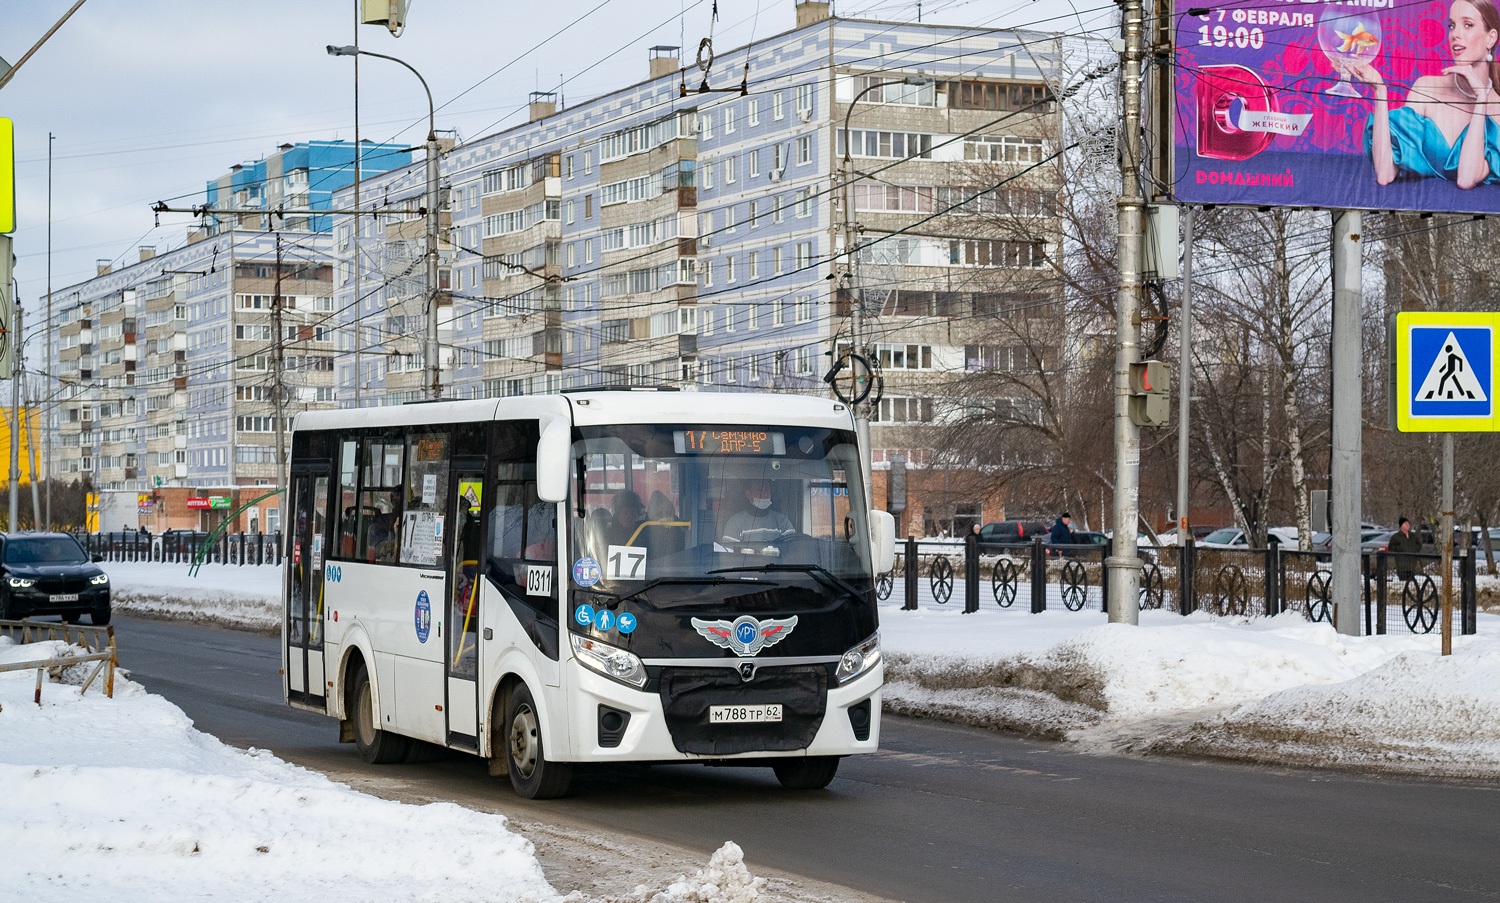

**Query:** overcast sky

left=3, top=0, right=1114, bottom=300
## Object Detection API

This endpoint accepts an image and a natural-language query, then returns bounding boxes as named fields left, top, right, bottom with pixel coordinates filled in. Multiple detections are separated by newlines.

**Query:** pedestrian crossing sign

left=1395, top=311, right=1497, bottom=431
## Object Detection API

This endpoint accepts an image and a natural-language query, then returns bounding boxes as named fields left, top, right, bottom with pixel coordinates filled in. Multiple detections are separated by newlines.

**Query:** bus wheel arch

left=495, top=677, right=572, bottom=799
left=486, top=674, right=522, bottom=776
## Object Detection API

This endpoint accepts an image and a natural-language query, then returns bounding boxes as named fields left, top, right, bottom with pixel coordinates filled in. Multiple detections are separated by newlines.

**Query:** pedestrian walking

left=1049, top=512, right=1075, bottom=548
left=1388, top=516, right=1422, bottom=583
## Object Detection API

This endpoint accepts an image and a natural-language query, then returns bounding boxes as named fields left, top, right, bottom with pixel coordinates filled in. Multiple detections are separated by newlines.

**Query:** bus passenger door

left=446, top=469, right=485, bottom=748
left=286, top=470, right=330, bottom=708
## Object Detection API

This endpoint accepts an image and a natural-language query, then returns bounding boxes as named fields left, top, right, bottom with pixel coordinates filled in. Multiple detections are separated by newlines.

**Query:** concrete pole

left=46, top=132, right=53, bottom=529
left=1177, top=206, right=1193, bottom=548
left=1107, top=0, right=1146, bottom=625
left=1330, top=210, right=1363, bottom=636
left=1441, top=432, right=1454, bottom=655
left=426, top=134, right=442, bottom=401
left=9, top=291, right=20, bottom=533
left=351, top=0, right=362, bottom=409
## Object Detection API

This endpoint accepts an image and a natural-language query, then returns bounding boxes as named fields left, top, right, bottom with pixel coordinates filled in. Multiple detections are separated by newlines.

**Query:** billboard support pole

left=1441, top=431, right=1454, bottom=655
left=1177, top=205, right=1193, bottom=548
left=1330, top=210, right=1363, bottom=637
left=1108, top=0, right=1146, bottom=626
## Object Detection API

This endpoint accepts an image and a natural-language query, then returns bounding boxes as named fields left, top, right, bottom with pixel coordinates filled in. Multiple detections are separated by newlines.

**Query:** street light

left=839, top=73, right=931, bottom=506
left=327, top=44, right=443, bottom=401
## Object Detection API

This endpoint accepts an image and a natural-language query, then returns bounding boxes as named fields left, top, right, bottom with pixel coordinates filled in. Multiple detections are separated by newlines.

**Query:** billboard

left=1174, top=0, right=1500, bottom=212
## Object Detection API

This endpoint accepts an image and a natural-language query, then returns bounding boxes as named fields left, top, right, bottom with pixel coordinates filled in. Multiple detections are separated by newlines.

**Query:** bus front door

left=286, top=471, right=329, bottom=709
left=445, top=469, right=485, bottom=748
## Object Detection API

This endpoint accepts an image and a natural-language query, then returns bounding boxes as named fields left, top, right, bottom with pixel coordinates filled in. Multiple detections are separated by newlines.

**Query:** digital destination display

left=673, top=430, right=786, bottom=455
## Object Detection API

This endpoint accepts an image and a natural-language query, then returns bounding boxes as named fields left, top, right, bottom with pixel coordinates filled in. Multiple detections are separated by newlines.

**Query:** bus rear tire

left=350, top=663, right=411, bottom=764
left=505, top=683, right=572, bottom=799
left=773, top=756, right=839, bottom=790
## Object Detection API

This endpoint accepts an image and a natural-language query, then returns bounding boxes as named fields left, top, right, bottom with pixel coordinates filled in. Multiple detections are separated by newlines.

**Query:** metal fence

left=0, top=619, right=118, bottom=701
left=876, top=536, right=1479, bottom=637
left=74, top=531, right=284, bottom=566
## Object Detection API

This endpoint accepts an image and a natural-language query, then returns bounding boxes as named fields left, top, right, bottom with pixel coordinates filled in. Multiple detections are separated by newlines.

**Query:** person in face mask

left=722, top=479, right=796, bottom=546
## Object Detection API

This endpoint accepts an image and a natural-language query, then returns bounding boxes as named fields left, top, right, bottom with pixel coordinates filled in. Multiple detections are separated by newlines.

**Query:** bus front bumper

left=565, top=659, right=882, bottom=762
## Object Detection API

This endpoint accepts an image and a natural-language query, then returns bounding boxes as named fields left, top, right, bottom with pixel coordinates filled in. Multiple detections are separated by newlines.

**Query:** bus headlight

left=7, top=577, right=34, bottom=588
left=571, top=634, right=648, bottom=689
left=835, top=631, right=881, bottom=685
left=90, top=574, right=110, bottom=585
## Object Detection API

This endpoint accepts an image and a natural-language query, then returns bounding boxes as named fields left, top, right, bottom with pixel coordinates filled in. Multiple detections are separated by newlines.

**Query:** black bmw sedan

left=0, top=532, right=111, bottom=624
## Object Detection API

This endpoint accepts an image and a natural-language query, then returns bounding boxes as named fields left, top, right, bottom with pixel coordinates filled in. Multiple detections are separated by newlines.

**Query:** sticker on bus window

left=617, top=612, right=638, bottom=634
left=574, top=604, right=595, bottom=626
left=594, top=609, right=615, bottom=632
left=573, top=557, right=601, bottom=587
left=606, top=545, right=648, bottom=580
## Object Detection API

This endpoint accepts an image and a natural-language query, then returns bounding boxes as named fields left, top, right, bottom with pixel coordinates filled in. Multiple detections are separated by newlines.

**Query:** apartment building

left=45, top=140, right=410, bottom=530
left=328, top=2, right=1068, bottom=531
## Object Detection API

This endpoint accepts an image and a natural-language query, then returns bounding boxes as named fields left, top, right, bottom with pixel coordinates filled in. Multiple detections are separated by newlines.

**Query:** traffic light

left=1129, top=359, right=1171, bottom=427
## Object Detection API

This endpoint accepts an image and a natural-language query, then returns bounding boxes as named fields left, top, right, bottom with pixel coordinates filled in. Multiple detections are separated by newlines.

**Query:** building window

left=702, top=259, right=714, bottom=287
left=724, top=104, right=736, bottom=133
left=699, top=111, right=713, bottom=138
left=796, top=135, right=811, bottom=165
left=725, top=256, right=736, bottom=283
left=773, top=91, right=785, bottom=120
left=748, top=302, right=759, bottom=329
left=748, top=149, right=760, bottom=179
left=567, top=244, right=576, bottom=267
left=584, top=150, right=593, bottom=173
left=795, top=241, right=813, bottom=270
left=796, top=294, right=813, bottom=322
left=796, top=346, right=812, bottom=374
left=748, top=98, right=759, bottom=125
left=796, top=188, right=811, bottom=217
left=772, top=143, right=785, bottom=173
left=964, top=135, right=1045, bottom=164
left=585, top=194, right=593, bottom=218
left=566, top=199, right=575, bottom=224
left=796, top=83, right=814, bottom=115
left=566, top=156, right=575, bottom=179
left=702, top=310, right=715, bottom=335
left=748, top=200, right=760, bottom=228
left=585, top=239, right=593, bottom=264
left=747, top=251, right=758, bottom=280
left=772, top=246, right=783, bottom=275
left=703, top=159, right=714, bottom=189
left=725, top=155, right=737, bottom=184
left=725, top=307, right=737, bottom=332
left=773, top=195, right=784, bottom=223
left=839, top=129, right=934, bottom=160
left=725, top=205, right=736, bottom=232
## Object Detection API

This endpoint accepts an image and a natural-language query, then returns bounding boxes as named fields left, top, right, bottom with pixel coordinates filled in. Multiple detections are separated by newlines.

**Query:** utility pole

left=9, top=292, right=20, bottom=532
left=1108, top=0, right=1146, bottom=624
left=1440, top=432, right=1455, bottom=654
left=842, top=147, right=871, bottom=507
left=425, top=127, right=441, bottom=401
left=45, top=132, right=52, bottom=528
left=351, top=0, right=363, bottom=409
left=272, top=236, right=288, bottom=494
left=1177, top=206, right=1193, bottom=547
left=1329, top=210, right=1362, bottom=636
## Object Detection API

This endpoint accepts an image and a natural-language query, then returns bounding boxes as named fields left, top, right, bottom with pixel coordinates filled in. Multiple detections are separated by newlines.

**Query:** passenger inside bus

left=608, top=490, right=648, bottom=546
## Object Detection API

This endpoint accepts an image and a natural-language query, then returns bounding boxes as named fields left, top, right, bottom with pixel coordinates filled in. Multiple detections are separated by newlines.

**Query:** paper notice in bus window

left=400, top=510, right=440, bottom=566
left=311, top=534, right=323, bottom=570
left=422, top=473, right=437, bottom=504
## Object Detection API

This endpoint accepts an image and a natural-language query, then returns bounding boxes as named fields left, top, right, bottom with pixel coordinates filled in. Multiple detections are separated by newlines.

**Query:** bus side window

left=337, top=439, right=359, bottom=558
left=358, top=434, right=404, bottom=565
left=484, top=420, right=552, bottom=612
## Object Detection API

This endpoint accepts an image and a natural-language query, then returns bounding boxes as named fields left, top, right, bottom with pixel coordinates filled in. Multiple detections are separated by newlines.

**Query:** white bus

left=282, top=390, right=894, bottom=797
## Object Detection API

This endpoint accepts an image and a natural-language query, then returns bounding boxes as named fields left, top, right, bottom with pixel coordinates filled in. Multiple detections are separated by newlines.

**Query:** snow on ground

left=879, top=594, right=1500, bottom=774
left=103, top=560, right=280, bottom=631
left=0, top=637, right=772, bottom=903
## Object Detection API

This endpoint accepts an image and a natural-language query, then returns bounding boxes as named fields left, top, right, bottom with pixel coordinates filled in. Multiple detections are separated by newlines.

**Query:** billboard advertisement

left=1174, top=0, right=1500, bottom=212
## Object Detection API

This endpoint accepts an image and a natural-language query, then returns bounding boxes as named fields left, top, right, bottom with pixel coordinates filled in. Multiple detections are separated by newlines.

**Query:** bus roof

left=291, top=391, right=852, bottom=433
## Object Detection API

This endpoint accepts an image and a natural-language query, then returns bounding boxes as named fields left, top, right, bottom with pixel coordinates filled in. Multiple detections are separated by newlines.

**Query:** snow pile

left=881, top=607, right=1500, bottom=772
left=1144, top=638, right=1500, bottom=774
left=634, top=842, right=765, bottom=903
left=103, top=560, right=281, bottom=631
left=0, top=637, right=558, bottom=902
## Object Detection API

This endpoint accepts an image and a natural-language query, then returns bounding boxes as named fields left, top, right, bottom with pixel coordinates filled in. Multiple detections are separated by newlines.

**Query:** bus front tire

left=505, top=683, right=572, bottom=799
left=773, top=756, right=840, bottom=790
left=350, top=663, right=411, bottom=764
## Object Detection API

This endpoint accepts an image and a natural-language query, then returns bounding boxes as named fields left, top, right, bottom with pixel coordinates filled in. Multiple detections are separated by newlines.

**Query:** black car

left=0, top=532, right=111, bottom=624
left=977, top=519, right=1049, bottom=546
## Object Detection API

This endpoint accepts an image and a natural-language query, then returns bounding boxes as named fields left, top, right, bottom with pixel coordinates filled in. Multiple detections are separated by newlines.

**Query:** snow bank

left=103, top=561, right=280, bottom=631
left=634, top=842, right=766, bottom=903
left=1143, top=638, right=1500, bottom=775
left=0, top=636, right=557, bottom=902
left=880, top=602, right=1500, bottom=774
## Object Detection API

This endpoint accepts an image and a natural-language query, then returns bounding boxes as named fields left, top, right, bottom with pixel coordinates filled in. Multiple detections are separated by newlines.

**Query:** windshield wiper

left=708, top=564, right=868, bottom=606
left=609, top=576, right=745, bottom=609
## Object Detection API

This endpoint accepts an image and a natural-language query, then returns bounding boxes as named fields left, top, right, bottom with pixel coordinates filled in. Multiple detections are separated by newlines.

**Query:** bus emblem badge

left=690, top=615, right=798, bottom=657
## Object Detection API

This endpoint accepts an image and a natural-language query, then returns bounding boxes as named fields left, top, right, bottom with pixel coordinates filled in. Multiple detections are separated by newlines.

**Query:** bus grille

left=658, top=664, right=827, bottom=756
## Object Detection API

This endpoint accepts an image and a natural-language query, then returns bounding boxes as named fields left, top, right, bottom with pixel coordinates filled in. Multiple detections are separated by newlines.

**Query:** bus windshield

left=571, top=423, right=873, bottom=607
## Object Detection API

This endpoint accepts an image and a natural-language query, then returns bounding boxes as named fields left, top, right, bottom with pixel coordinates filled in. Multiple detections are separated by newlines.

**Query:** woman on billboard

left=1345, top=0, right=1500, bottom=188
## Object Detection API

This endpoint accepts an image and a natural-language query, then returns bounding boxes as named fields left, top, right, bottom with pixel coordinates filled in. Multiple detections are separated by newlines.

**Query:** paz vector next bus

left=281, top=391, right=895, bottom=798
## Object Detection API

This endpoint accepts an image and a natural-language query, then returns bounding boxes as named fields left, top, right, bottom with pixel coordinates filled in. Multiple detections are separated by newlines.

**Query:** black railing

left=875, top=536, right=1479, bottom=636
left=74, top=531, right=283, bottom=566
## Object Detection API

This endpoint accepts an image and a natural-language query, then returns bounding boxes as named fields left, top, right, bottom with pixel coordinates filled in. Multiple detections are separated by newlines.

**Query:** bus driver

left=722, top=479, right=795, bottom=546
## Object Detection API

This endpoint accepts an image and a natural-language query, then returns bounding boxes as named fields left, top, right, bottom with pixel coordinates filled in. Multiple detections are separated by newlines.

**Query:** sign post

left=1392, top=311, right=1497, bottom=654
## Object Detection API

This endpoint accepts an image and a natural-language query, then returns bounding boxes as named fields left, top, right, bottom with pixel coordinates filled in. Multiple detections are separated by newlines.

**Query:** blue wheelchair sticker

left=574, top=604, right=595, bottom=627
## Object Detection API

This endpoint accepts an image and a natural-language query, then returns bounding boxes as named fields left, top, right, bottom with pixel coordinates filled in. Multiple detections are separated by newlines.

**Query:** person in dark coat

left=1049, top=513, right=1075, bottom=547
left=1387, top=516, right=1423, bottom=583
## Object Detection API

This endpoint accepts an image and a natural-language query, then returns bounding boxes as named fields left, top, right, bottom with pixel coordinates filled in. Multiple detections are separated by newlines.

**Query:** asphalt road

left=115, top=614, right=1499, bottom=903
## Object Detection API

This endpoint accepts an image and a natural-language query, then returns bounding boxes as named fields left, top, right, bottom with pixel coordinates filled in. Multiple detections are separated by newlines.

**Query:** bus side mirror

left=869, top=509, right=896, bottom=574
left=536, top=415, right=570, bottom=503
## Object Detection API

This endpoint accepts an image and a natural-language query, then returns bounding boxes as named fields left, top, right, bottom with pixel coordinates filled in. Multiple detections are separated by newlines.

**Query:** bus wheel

left=505, top=683, right=572, bottom=799
left=773, top=756, right=839, bottom=790
left=350, top=663, right=411, bottom=764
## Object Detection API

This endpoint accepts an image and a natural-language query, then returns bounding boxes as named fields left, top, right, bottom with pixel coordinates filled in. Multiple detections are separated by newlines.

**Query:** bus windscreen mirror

left=671, top=430, right=786, bottom=455
left=536, top=416, right=570, bottom=503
